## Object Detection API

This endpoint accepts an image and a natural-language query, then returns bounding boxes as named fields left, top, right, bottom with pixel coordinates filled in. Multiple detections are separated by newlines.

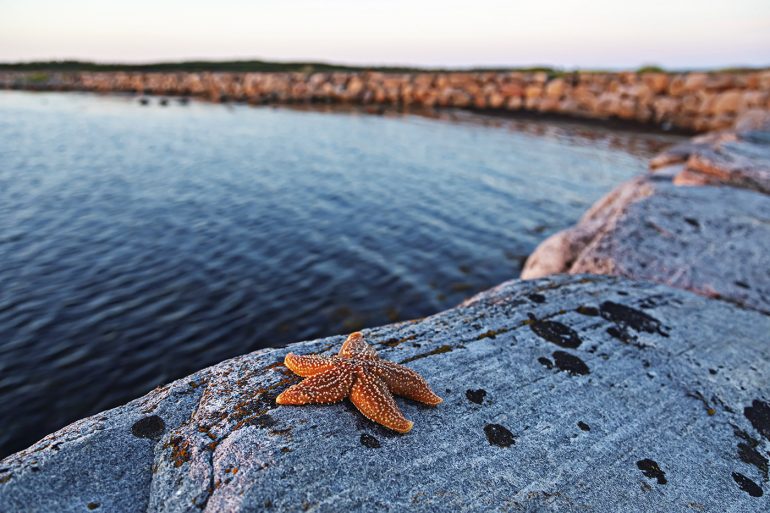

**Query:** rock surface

left=1, top=275, right=769, bottom=512
left=522, top=175, right=770, bottom=314
left=524, top=114, right=770, bottom=315
left=650, top=110, right=770, bottom=194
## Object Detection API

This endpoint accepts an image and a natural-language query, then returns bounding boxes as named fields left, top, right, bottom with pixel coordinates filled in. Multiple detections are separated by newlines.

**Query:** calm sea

left=0, top=91, right=681, bottom=457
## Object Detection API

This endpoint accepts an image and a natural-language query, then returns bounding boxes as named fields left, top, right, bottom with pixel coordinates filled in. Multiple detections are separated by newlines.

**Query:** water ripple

left=0, top=91, right=682, bottom=457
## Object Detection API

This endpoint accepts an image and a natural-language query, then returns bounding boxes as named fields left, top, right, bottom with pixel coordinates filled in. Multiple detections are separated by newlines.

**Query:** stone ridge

left=1, top=275, right=768, bottom=512
left=2, top=69, right=769, bottom=132
left=522, top=111, right=770, bottom=314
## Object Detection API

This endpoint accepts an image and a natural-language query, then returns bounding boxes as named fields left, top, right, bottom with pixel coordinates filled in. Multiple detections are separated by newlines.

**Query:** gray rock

left=1, top=275, right=769, bottom=512
left=523, top=175, right=770, bottom=314
left=521, top=176, right=653, bottom=279
left=650, top=113, right=770, bottom=194
left=686, top=140, right=770, bottom=194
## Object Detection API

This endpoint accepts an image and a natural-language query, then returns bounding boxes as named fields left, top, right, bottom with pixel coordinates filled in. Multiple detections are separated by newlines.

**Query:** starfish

left=276, top=331, right=442, bottom=433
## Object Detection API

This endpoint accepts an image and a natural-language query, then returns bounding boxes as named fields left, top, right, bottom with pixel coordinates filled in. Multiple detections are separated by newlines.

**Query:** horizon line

left=2, top=58, right=769, bottom=74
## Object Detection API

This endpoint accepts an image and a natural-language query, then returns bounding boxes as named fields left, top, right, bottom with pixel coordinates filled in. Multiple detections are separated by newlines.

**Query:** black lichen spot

left=744, top=400, right=770, bottom=441
left=87, top=502, right=100, bottom=510
left=131, top=415, right=165, bottom=440
left=484, top=424, right=515, bottom=447
left=538, top=356, right=554, bottom=369
left=684, top=217, right=700, bottom=228
left=576, top=305, right=599, bottom=316
left=637, top=459, right=667, bottom=485
left=528, top=293, right=546, bottom=303
left=600, top=301, right=667, bottom=336
left=466, top=389, right=487, bottom=405
left=530, top=320, right=582, bottom=349
left=732, top=472, right=763, bottom=497
left=606, top=326, right=634, bottom=343
left=360, top=434, right=381, bottom=449
left=552, top=351, right=590, bottom=376
left=577, top=421, right=590, bottom=431
left=735, top=429, right=769, bottom=480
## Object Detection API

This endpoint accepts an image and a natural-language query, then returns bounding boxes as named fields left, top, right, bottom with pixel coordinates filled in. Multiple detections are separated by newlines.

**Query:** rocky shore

left=2, top=69, right=770, bottom=132
left=522, top=111, right=770, bottom=315
left=1, top=275, right=768, bottom=512
left=1, top=77, right=769, bottom=512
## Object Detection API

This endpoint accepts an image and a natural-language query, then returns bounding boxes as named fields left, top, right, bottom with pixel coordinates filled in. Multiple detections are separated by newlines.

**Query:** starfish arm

left=373, top=361, right=443, bottom=406
left=339, top=331, right=378, bottom=360
left=283, top=353, right=336, bottom=377
left=350, top=368, right=413, bottom=433
left=276, top=365, right=354, bottom=405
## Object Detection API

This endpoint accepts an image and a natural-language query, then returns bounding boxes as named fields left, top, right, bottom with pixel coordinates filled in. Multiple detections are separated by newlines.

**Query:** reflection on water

left=0, top=91, right=682, bottom=457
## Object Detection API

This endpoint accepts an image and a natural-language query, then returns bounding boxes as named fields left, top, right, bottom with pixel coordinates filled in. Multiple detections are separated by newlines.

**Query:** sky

left=1, top=0, right=768, bottom=69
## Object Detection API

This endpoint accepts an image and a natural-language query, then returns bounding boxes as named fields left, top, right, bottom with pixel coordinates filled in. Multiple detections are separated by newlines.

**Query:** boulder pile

left=2, top=69, right=769, bottom=132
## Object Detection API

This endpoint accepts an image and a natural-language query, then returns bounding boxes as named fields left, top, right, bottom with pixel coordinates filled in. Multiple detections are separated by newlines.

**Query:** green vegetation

left=26, top=72, right=50, bottom=83
left=636, top=64, right=666, bottom=74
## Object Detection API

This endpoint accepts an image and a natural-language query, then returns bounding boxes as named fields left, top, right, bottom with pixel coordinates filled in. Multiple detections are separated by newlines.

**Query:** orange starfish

left=276, top=331, right=442, bottom=433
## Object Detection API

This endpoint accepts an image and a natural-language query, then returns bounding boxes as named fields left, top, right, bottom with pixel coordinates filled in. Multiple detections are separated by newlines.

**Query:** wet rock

left=1, top=276, right=769, bottom=512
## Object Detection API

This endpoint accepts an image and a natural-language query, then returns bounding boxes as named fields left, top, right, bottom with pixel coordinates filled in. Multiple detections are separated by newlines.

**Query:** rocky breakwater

left=522, top=111, right=770, bottom=316
left=2, top=69, right=769, bottom=132
left=1, top=275, right=769, bottom=512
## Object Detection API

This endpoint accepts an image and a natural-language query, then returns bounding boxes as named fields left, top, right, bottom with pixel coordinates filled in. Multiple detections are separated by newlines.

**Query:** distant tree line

left=0, top=60, right=564, bottom=74
left=0, top=60, right=763, bottom=74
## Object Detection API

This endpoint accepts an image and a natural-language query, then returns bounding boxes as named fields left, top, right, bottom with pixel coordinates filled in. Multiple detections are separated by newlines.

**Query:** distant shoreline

left=3, top=68, right=768, bottom=133
left=0, top=59, right=767, bottom=75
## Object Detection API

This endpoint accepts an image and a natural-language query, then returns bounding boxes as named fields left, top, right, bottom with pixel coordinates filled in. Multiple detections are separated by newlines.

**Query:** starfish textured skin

left=276, top=332, right=443, bottom=433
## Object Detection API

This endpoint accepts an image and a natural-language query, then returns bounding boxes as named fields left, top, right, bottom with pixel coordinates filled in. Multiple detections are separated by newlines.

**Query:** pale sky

left=1, top=0, right=768, bottom=69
